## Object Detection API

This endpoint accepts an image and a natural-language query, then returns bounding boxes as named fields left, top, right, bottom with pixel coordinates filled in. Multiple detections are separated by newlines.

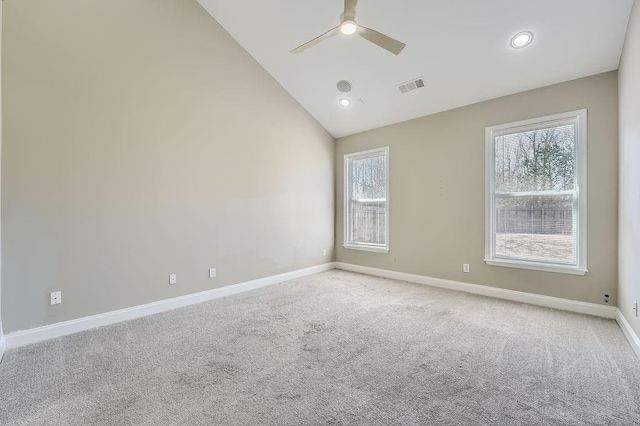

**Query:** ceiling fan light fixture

left=290, top=0, right=406, bottom=55
left=340, top=20, right=358, bottom=35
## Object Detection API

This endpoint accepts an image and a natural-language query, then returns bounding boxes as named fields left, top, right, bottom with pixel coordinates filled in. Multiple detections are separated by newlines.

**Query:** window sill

left=343, top=244, right=389, bottom=254
left=484, top=259, right=587, bottom=276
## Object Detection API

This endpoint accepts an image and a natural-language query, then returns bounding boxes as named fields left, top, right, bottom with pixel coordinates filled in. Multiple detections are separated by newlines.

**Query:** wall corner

left=0, top=322, right=6, bottom=364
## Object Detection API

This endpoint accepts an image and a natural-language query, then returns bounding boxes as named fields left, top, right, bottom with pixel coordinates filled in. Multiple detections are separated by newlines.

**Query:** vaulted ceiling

left=198, top=0, right=634, bottom=138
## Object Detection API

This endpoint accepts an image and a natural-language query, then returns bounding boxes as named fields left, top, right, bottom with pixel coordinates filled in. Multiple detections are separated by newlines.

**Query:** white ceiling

left=198, top=0, right=634, bottom=138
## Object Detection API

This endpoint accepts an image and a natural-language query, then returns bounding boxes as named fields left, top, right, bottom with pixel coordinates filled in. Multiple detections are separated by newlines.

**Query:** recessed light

left=340, top=20, right=358, bottom=35
left=339, top=98, right=351, bottom=107
left=511, top=31, right=533, bottom=49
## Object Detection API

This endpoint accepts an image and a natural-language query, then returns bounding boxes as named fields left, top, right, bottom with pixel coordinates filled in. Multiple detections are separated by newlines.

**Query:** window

left=344, top=147, right=389, bottom=253
left=485, top=110, right=587, bottom=275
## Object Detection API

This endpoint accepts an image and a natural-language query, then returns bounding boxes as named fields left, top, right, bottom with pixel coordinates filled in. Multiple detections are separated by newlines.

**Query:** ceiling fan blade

left=290, top=26, right=341, bottom=55
left=357, top=25, right=406, bottom=55
left=344, top=0, right=358, bottom=20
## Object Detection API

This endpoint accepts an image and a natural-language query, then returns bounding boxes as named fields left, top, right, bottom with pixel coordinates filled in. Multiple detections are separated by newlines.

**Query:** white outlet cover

left=463, top=264, right=470, bottom=273
left=169, top=274, right=177, bottom=285
left=323, top=249, right=327, bottom=257
left=50, top=291, right=62, bottom=305
left=209, top=268, right=216, bottom=278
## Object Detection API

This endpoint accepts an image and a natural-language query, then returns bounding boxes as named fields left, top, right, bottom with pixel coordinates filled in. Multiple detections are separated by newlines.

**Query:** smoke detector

left=337, top=80, right=352, bottom=93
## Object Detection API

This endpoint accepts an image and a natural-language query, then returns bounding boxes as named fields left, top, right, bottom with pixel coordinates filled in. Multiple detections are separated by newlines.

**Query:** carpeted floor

left=1, top=270, right=639, bottom=425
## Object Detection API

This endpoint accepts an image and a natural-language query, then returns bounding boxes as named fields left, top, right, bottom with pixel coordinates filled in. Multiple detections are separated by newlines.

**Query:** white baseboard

left=5, top=262, right=335, bottom=349
left=0, top=322, right=6, bottom=364
left=335, top=263, right=640, bottom=359
left=616, top=309, right=640, bottom=360
left=5, top=261, right=636, bottom=361
left=335, top=262, right=617, bottom=319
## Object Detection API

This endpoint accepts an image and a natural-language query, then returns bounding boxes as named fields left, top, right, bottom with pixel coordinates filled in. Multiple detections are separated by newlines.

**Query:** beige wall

left=619, top=0, right=640, bottom=335
left=1, top=0, right=335, bottom=333
left=336, top=72, right=618, bottom=305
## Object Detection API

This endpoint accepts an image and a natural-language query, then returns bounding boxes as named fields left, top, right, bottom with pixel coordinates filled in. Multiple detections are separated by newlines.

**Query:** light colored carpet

left=1, top=270, right=639, bottom=425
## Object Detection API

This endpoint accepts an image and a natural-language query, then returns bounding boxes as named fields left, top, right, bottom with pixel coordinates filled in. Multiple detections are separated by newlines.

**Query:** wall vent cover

left=397, top=78, right=425, bottom=94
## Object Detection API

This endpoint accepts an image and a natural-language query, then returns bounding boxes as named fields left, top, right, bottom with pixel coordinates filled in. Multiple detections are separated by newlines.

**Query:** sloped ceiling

left=198, top=0, right=634, bottom=138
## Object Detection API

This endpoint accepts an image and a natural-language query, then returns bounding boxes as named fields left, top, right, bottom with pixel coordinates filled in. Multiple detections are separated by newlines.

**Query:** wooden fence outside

left=350, top=200, right=386, bottom=244
left=496, top=207, right=573, bottom=235
left=350, top=202, right=572, bottom=239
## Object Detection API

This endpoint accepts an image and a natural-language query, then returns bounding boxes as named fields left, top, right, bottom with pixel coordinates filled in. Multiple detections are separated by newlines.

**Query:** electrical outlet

left=634, top=301, right=638, bottom=317
left=169, top=274, right=177, bottom=285
left=50, top=291, right=62, bottom=305
left=323, top=249, right=327, bottom=257
left=209, top=268, right=216, bottom=278
left=463, top=264, right=470, bottom=273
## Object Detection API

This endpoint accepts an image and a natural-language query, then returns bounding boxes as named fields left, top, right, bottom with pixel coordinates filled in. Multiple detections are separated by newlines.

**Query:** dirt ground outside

left=496, top=233, right=575, bottom=264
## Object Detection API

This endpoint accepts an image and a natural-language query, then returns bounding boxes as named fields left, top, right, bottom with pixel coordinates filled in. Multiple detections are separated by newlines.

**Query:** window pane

left=495, top=195, right=576, bottom=264
left=350, top=200, right=386, bottom=245
left=351, top=155, right=387, bottom=200
left=349, top=155, right=386, bottom=245
left=495, top=124, right=575, bottom=192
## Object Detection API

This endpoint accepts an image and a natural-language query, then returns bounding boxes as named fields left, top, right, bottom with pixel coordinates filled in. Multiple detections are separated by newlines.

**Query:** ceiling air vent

left=397, top=78, right=425, bottom=94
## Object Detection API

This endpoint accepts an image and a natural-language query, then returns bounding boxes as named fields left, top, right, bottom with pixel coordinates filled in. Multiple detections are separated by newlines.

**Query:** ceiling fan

left=290, top=0, right=406, bottom=56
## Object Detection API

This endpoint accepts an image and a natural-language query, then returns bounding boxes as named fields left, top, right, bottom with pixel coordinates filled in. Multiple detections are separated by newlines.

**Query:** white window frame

left=344, top=147, right=390, bottom=254
left=484, top=110, right=588, bottom=275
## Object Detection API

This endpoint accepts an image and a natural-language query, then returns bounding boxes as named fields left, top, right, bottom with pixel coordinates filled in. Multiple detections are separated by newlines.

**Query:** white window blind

left=485, top=111, right=587, bottom=275
left=344, top=147, right=389, bottom=253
